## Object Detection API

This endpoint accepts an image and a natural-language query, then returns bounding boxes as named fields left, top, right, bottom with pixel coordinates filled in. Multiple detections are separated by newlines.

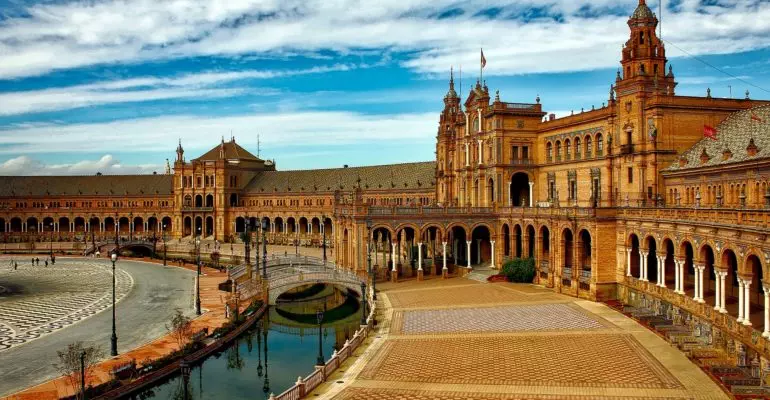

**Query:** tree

left=167, top=309, right=193, bottom=352
left=53, top=342, right=104, bottom=400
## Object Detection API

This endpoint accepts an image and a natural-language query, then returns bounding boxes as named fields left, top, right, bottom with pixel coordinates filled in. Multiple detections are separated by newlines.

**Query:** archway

left=323, top=217, right=332, bottom=235
left=562, top=228, right=574, bottom=285
left=133, top=216, right=144, bottom=233
left=645, top=237, right=658, bottom=284
left=680, top=241, right=695, bottom=297
left=526, top=225, right=536, bottom=258
left=182, top=217, right=191, bottom=237
left=514, top=225, right=522, bottom=258
left=59, top=217, right=71, bottom=233
left=510, top=172, right=530, bottom=207
left=579, top=229, right=592, bottom=292
left=372, top=227, right=393, bottom=273
left=235, top=217, right=245, bottom=233
left=249, top=217, right=258, bottom=232
left=27, top=217, right=39, bottom=233
left=628, top=234, right=640, bottom=278
left=205, top=194, right=214, bottom=207
left=502, top=224, right=510, bottom=257
left=422, top=226, right=444, bottom=275
left=747, top=254, right=764, bottom=327
left=195, top=195, right=203, bottom=208
left=662, top=239, right=675, bottom=288
left=147, top=216, right=158, bottom=233
left=299, top=217, right=309, bottom=235
left=311, top=217, right=321, bottom=235
left=89, top=217, right=100, bottom=233
left=487, top=177, right=494, bottom=206
left=205, top=216, right=214, bottom=237
left=722, top=248, right=739, bottom=320
left=539, top=226, right=551, bottom=279
left=230, top=193, right=238, bottom=207
left=162, top=216, right=172, bottom=233
left=105, top=217, right=116, bottom=233
left=42, top=217, right=54, bottom=232
left=118, top=217, right=129, bottom=233
left=450, top=226, right=468, bottom=268
left=74, top=217, right=86, bottom=232
left=701, top=245, right=716, bottom=306
left=275, top=217, right=284, bottom=233
left=287, top=217, right=296, bottom=234
left=395, top=226, right=417, bottom=274
left=471, top=225, right=492, bottom=267
left=10, top=217, right=22, bottom=232
left=342, top=229, right=349, bottom=268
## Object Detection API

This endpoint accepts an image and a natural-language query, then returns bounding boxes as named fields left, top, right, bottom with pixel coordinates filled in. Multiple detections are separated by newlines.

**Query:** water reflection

left=130, top=285, right=362, bottom=400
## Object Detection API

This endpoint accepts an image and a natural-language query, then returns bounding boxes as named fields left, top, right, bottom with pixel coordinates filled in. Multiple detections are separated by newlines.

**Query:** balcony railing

left=511, top=159, right=533, bottom=166
left=181, top=206, right=214, bottom=212
left=619, top=144, right=634, bottom=155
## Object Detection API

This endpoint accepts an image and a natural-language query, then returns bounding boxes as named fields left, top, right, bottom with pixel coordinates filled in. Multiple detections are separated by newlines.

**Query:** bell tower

left=176, top=139, right=184, bottom=163
left=616, top=0, right=676, bottom=96
left=436, top=69, right=463, bottom=205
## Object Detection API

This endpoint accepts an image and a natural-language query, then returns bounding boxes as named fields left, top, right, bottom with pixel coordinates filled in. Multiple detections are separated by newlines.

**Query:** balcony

left=181, top=206, right=213, bottom=213
left=619, top=144, right=634, bottom=155
left=511, top=159, right=533, bottom=166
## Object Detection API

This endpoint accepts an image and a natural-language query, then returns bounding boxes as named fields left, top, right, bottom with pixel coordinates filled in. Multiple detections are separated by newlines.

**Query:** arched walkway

left=645, top=236, right=658, bottom=284
left=162, top=216, right=172, bottom=233
left=539, top=226, right=551, bottom=282
left=662, top=239, right=675, bottom=288
left=194, top=216, right=203, bottom=237
left=502, top=224, right=510, bottom=257
left=562, top=228, right=574, bottom=286
left=628, top=234, right=640, bottom=278
left=680, top=241, right=695, bottom=297
left=183, top=217, right=192, bottom=237
left=471, top=225, right=492, bottom=267
left=578, top=229, right=592, bottom=292
left=514, top=225, right=522, bottom=258
left=205, top=194, right=214, bottom=207
left=526, top=225, right=535, bottom=259
left=205, top=216, right=214, bottom=237
left=747, top=254, right=764, bottom=327
left=510, top=172, right=530, bottom=207
left=235, top=217, right=245, bottom=233
left=722, top=248, right=739, bottom=320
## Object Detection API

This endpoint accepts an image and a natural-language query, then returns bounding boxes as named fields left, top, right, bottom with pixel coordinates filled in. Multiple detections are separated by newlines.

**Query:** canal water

left=130, top=285, right=362, bottom=400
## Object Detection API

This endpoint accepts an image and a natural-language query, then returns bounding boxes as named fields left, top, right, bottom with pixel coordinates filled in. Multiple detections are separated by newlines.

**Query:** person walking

left=31, top=257, right=34, bottom=265
left=44, top=259, right=48, bottom=267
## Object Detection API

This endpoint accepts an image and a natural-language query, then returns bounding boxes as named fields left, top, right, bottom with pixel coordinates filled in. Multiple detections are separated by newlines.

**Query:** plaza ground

left=313, top=277, right=729, bottom=400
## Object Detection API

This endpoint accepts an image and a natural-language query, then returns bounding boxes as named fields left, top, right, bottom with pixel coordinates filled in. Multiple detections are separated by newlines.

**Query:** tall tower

left=615, top=0, right=676, bottom=96
left=176, top=139, right=185, bottom=163
left=436, top=69, right=463, bottom=205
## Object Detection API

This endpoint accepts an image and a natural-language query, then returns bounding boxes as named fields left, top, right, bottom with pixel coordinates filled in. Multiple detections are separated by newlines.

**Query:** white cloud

left=0, top=64, right=356, bottom=116
left=0, top=0, right=769, bottom=79
left=0, top=155, right=161, bottom=175
left=0, top=110, right=437, bottom=154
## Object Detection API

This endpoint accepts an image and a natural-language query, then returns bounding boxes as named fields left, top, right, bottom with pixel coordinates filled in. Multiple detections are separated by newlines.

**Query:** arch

left=342, top=228, right=350, bottom=268
left=286, top=217, right=296, bottom=234
left=89, top=216, right=100, bottom=232
left=0, top=218, right=5, bottom=233
left=195, top=195, right=203, bottom=208
left=118, top=217, right=130, bottom=233
left=27, top=217, right=39, bottom=232
left=230, top=193, right=238, bottom=207
left=162, top=216, right=172, bottom=232
left=73, top=217, right=86, bottom=232
left=487, top=177, right=495, bottom=206
left=311, top=217, right=321, bottom=235
left=323, top=217, right=333, bottom=235
left=194, top=216, right=203, bottom=236
left=205, top=194, right=214, bottom=208
left=514, top=224, right=523, bottom=258
left=747, top=253, right=764, bottom=327
left=275, top=217, right=284, bottom=233
left=502, top=224, right=510, bottom=256
left=585, top=135, right=593, bottom=158
left=105, top=217, right=116, bottom=233
left=578, top=229, right=592, bottom=292
left=470, top=225, right=492, bottom=266
left=235, top=217, right=245, bottom=233
left=183, top=216, right=192, bottom=237
left=546, top=141, right=553, bottom=161
left=562, top=228, right=574, bottom=283
left=249, top=217, right=259, bottom=232
left=147, top=216, right=158, bottom=232
left=299, top=217, right=309, bottom=234
left=42, top=216, right=54, bottom=231
left=10, top=217, right=22, bottom=232
left=564, top=138, right=571, bottom=159
left=205, top=216, right=214, bottom=237
left=596, top=133, right=604, bottom=156
left=261, top=217, right=271, bottom=232
left=184, top=195, right=192, bottom=207
left=662, top=238, right=675, bottom=288
left=526, top=225, right=536, bottom=258
left=509, top=172, right=530, bottom=207
left=574, top=137, right=581, bottom=160
left=628, top=233, right=640, bottom=278
left=721, top=248, right=739, bottom=320
left=133, top=216, right=144, bottom=233
left=679, top=240, right=695, bottom=297
left=555, top=140, right=562, bottom=159
left=644, top=236, right=658, bottom=284
left=57, top=217, right=70, bottom=232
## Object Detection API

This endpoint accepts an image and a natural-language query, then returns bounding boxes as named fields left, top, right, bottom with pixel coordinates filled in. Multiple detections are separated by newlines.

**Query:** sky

left=1, top=0, right=770, bottom=175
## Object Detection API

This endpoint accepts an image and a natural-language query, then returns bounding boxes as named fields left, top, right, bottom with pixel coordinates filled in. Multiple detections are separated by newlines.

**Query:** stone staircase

left=466, top=262, right=496, bottom=283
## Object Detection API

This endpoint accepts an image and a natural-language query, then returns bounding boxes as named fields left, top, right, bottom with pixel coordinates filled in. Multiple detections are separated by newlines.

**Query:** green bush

left=502, top=258, right=535, bottom=283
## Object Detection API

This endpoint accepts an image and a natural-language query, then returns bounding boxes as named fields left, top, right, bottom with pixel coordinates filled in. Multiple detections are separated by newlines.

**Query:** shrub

left=502, top=258, right=536, bottom=283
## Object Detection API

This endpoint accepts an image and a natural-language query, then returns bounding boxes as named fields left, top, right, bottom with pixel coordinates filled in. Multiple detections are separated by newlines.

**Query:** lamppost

left=360, top=281, right=367, bottom=325
left=366, top=218, right=375, bottom=300
left=261, top=218, right=268, bottom=279
left=316, top=307, right=325, bottom=366
left=49, top=222, right=54, bottom=260
left=195, top=228, right=201, bottom=316
left=321, top=215, right=327, bottom=264
left=262, top=323, right=270, bottom=395
left=180, top=360, right=191, bottom=400
left=110, top=252, right=118, bottom=356
left=128, top=212, right=133, bottom=242
left=162, top=224, right=168, bottom=266
left=244, top=214, right=251, bottom=267
left=80, top=350, right=86, bottom=400
left=90, top=214, right=95, bottom=255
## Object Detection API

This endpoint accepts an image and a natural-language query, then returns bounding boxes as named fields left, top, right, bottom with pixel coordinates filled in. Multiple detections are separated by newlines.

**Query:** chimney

left=343, top=164, right=349, bottom=168
left=722, top=148, right=732, bottom=161
left=549, top=113, right=556, bottom=121
left=747, top=138, right=759, bottom=157
left=700, top=148, right=710, bottom=164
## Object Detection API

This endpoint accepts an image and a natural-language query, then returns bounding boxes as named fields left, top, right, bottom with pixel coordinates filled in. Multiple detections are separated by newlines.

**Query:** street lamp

left=360, top=282, right=367, bottom=325
left=110, top=252, right=118, bottom=356
left=80, top=350, right=86, bottom=400
left=316, top=308, right=325, bottom=366
left=366, top=218, right=376, bottom=300
left=261, top=218, right=268, bottom=279
left=180, top=360, right=191, bottom=400
left=244, top=214, right=251, bottom=267
left=195, top=228, right=201, bottom=316
left=49, top=222, right=54, bottom=260
left=321, top=215, right=327, bottom=264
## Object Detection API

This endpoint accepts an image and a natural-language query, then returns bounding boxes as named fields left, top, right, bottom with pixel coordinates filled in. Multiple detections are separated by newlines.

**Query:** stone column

left=674, top=260, right=681, bottom=293
left=693, top=264, right=701, bottom=302
left=465, top=143, right=470, bottom=167
left=626, top=248, right=632, bottom=277
left=528, top=182, right=534, bottom=207
left=658, top=256, right=666, bottom=287
left=490, top=240, right=496, bottom=269
left=466, top=240, right=472, bottom=270
left=720, top=272, right=727, bottom=313
left=417, top=242, right=424, bottom=280
left=744, top=279, right=752, bottom=326
left=714, top=269, right=721, bottom=311
left=640, top=251, right=648, bottom=281
left=442, top=242, right=448, bottom=271
left=475, top=239, right=482, bottom=264
left=737, top=279, right=745, bottom=323
left=391, top=243, right=397, bottom=272
left=477, top=108, right=482, bottom=132
left=763, top=285, right=770, bottom=338
left=698, top=265, right=706, bottom=303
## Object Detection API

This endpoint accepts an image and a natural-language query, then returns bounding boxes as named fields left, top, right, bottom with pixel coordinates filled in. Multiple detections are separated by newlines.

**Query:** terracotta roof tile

left=0, top=175, right=173, bottom=197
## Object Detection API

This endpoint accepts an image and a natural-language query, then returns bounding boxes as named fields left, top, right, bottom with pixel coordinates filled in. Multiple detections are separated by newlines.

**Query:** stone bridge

left=233, top=255, right=366, bottom=305
left=83, top=240, right=157, bottom=256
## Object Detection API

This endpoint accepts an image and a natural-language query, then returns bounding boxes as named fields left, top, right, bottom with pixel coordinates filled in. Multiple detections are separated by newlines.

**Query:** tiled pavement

left=311, top=278, right=729, bottom=400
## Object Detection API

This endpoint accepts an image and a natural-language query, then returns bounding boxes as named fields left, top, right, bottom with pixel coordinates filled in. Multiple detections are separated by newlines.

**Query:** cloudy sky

left=1, top=0, right=769, bottom=175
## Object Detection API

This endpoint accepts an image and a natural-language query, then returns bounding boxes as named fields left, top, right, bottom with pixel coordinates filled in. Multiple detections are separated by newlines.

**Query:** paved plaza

left=314, top=278, right=729, bottom=400
left=0, top=257, right=195, bottom=397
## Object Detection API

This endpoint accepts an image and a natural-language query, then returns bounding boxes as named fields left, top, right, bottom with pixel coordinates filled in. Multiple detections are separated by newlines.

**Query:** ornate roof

left=664, top=105, right=770, bottom=172
left=244, top=161, right=436, bottom=193
left=0, top=174, right=173, bottom=197
left=631, top=0, right=655, bottom=20
left=194, top=139, right=260, bottom=162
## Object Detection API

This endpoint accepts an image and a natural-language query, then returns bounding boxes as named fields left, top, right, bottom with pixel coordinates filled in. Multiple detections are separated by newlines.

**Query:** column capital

left=626, top=248, right=632, bottom=254
left=640, top=250, right=649, bottom=257
left=490, top=240, right=495, bottom=244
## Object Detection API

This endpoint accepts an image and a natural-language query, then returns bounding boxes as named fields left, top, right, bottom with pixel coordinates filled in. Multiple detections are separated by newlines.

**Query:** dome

left=631, top=0, right=655, bottom=20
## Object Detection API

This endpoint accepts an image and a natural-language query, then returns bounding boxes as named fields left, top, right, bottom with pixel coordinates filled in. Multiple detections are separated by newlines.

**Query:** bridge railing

left=272, top=290, right=376, bottom=400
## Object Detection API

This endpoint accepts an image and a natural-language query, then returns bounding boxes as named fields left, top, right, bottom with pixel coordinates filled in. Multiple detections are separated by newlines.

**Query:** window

left=596, top=134, right=603, bottom=156
left=522, top=146, right=529, bottom=161
left=473, top=118, right=479, bottom=132
left=627, top=167, right=633, bottom=184
left=574, top=138, right=581, bottom=159
left=640, top=31, right=644, bottom=44
left=585, top=136, right=593, bottom=157
left=556, top=141, right=562, bottom=161
left=546, top=142, right=553, bottom=162
left=653, top=64, right=658, bottom=76
left=512, top=146, right=519, bottom=162
left=640, top=64, right=645, bottom=75
left=565, top=139, right=571, bottom=160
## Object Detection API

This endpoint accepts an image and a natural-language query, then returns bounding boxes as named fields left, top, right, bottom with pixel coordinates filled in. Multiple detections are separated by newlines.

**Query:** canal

left=130, top=284, right=363, bottom=400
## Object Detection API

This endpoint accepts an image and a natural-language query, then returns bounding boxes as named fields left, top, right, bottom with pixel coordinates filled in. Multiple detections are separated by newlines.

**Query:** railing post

left=296, top=376, right=306, bottom=397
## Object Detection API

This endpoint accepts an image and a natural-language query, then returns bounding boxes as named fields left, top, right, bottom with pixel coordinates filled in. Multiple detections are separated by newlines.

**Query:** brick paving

left=395, top=303, right=608, bottom=335
left=312, top=278, right=729, bottom=400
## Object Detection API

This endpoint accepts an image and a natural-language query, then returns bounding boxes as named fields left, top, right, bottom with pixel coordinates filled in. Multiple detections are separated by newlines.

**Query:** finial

left=450, top=66, right=454, bottom=83
left=616, top=69, right=621, bottom=81
left=536, top=94, right=540, bottom=104
left=667, top=64, right=673, bottom=77
left=609, top=84, right=615, bottom=101
left=746, top=90, right=750, bottom=100
left=495, top=90, right=500, bottom=102
left=706, top=88, right=711, bottom=98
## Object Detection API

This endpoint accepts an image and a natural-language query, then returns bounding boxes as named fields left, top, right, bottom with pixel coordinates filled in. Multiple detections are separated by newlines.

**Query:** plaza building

left=2, top=0, right=770, bottom=380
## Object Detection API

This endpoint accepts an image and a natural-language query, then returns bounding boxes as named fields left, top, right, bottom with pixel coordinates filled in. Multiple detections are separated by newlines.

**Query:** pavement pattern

left=311, top=278, right=730, bottom=400
left=0, top=261, right=133, bottom=351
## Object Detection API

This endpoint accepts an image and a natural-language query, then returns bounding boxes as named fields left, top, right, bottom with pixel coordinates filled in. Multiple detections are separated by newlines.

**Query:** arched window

left=473, top=118, right=479, bottom=132
left=555, top=141, right=562, bottom=161
left=546, top=142, right=553, bottom=162
left=585, top=136, right=593, bottom=158
left=565, top=139, right=571, bottom=160
left=574, top=137, right=581, bottom=160
left=184, top=195, right=192, bottom=207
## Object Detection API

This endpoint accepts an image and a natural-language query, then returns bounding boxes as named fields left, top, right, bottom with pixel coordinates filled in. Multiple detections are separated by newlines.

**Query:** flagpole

left=480, top=48, right=483, bottom=84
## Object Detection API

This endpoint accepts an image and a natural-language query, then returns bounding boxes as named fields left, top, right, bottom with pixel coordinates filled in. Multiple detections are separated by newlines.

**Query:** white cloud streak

left=0, top=110, right=437, bottom=154
left=0, top=0, right=768, bottom=79
left=0, top=155, right=161, bottom=175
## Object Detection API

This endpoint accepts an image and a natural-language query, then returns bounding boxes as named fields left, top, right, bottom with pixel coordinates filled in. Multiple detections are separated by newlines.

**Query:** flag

left=752, top=113, right=763, bottom=123
left=703, top=125, right=717, bottom=140
left=481, top=49, right=486, bottom=69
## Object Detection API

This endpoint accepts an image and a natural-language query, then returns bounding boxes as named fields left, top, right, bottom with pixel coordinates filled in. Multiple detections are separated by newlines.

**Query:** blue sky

left=0, top=0, right=769, bottom=175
